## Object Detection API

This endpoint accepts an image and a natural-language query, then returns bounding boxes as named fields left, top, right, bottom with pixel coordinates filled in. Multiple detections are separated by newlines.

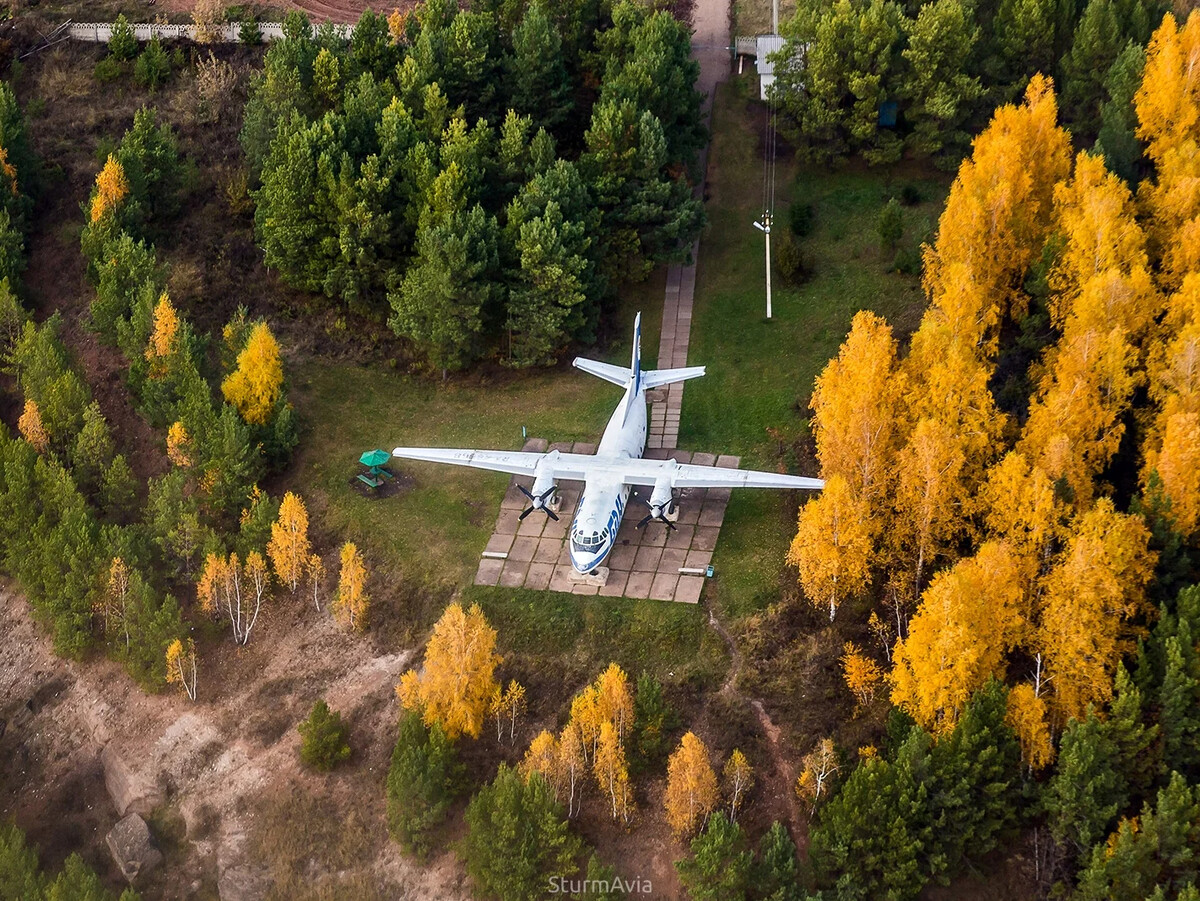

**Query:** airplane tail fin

left=631, top=311, right=642, bottom=395
left=571, top=312, right=705, bottom=391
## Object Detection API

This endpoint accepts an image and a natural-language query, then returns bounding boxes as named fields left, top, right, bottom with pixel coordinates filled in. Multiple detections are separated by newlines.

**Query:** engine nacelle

left=531, top=466, right=558, bottom=510
left=648, top=475, right=674, bottom=517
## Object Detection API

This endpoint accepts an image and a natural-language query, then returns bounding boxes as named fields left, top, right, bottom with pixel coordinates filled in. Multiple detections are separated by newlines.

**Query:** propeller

left=635, top=496, right=677, bottom=531
left=518, top=484, right=559, bottom=521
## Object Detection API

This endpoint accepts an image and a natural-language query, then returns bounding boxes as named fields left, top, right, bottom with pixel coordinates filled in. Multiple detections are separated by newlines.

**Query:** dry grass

left=34, top=48, right=92, bottom=101
left=250, top=784, right=390, bottom=901
left=733, top=0, right=796, bottom=35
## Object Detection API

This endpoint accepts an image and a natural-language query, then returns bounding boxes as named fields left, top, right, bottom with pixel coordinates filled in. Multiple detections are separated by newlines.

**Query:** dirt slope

left=0, top=583, right=469, bottom=899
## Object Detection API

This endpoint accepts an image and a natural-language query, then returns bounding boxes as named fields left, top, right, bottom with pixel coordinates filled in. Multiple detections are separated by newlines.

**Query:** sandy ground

left=0, top=582, right=470, bottom=899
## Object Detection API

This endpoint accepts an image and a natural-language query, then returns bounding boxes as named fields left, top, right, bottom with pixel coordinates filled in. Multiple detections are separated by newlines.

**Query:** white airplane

left=392, top=313, right=824, bottom=575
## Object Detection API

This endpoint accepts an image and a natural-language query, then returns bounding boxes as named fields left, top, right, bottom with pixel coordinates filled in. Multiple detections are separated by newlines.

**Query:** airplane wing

left=391, top=447, right=823, bottom=491
left=390, top=447, right=597, bottom=480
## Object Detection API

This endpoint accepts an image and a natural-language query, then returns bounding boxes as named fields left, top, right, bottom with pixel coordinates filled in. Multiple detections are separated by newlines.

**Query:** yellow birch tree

left=332, top=542, right=368, bottom=630
left=221, top=321, right=283, bottom=426
left=664, top=731, right=718, bottom=837
left=267, top=491, right=311, bottom=592
left=165, top=637, right=198, bottom=701
left=1036, top=499, right=1155, bottom=723
left=397, top=602, right=500, bottom=739
left=890, top=542, right=1027, bottom=733
left=17, top=400, right=48, bottom=454
left=787, top=474, right=872, bottom=621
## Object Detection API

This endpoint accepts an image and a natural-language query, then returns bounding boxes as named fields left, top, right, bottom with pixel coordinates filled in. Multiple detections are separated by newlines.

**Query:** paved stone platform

left=474, top=439, right=738, bottom=603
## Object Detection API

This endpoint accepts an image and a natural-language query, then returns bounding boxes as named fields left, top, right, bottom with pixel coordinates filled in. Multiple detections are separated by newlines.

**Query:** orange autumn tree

left=222, top=321, right=283, bottom=425
left=267, top=491, right=311, bottom=592
left=145, top=293, right=179, bottom=376
left=809, top=310, right=904, bottom=505
left=1019, top=324, right=1139, bottom=508
left=1005, top=683, right=1054, bottom=771
left=980, top=452, right=1065, bottom=607
left=1046, top=152, right=1158, bottom=339
left=841, top=642, right=884, bottom=708
left=664, top=731, right=718, bottom=837
left=889, top=416, right=970, bottom=599
left=788, top=474, right=872, bottom=621
left=1035, top=498, right=1155, bottom=723
left=166, top=421, right=192, bottom=467
left=1134, top=12, right=1200, bottom=289
left=1143, top=274, right=1200, bottom=536
left=397, top=602, right=500, bottom=739
left=921, top=74, right=1072, bottom=351
left=1150, top=412, right=1200, bottom=537
left=17, top=399, right=48, bottom=453
left=165, top=637, right=198, bottom=701
left=890, top=542, right=1027, bottom=734
left=332, top=541, right=368, bottom=629
left=90, top=154, right=129, bottom=223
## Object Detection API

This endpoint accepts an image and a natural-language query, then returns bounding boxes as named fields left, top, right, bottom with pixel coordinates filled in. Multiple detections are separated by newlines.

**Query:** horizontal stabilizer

left=572, top=357, right=631, bottom=387
left=642, top=366, right=706, bottom=389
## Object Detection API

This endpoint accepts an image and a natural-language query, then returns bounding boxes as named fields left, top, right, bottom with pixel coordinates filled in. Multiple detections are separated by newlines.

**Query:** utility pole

left=773, top=0, right=779, bottom=33
left=753, top=213, right=772, bottom=320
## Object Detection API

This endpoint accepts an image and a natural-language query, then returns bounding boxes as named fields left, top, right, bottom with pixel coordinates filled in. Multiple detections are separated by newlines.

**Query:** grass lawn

left=683, top=72, right=950, bottom=621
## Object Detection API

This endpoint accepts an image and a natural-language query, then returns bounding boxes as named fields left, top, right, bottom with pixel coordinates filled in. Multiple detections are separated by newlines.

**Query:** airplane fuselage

left=568, top=379, right=647, bottom=573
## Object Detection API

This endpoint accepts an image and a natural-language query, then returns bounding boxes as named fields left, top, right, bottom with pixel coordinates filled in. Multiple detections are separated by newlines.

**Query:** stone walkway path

left=647, top=3, right=730, bottom=449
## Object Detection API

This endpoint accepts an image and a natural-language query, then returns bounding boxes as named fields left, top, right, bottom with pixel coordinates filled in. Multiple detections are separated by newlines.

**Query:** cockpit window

left=571, top=529, right=605, bottom=553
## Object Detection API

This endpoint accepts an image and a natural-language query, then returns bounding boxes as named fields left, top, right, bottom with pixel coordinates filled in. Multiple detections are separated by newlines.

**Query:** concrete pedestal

left=567, top=566, right=609, bottom=587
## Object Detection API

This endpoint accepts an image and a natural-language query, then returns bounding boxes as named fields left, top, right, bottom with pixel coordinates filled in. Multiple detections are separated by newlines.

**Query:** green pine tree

left=675, top=811, right=754, bottom=901
left=1062, top=0, right=1125, bottom=136
left=505, top=2, right=573, bottom=138
left=1075, top=772, right=1200, bottom=901
left=463, top=765, right=581, bottom=901
left=754, top=821, right=803, bottom=901
left=298, top=700, right=352, bottom=771
left=386, top=711, right=464, bottom=858
left=1046, top=709, right=1128, bottom=863
left=388, top=164, right=501, bottom=374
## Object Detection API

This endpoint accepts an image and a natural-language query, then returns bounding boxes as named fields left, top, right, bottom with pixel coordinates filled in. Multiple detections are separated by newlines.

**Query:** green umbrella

left=359, top=449, right=391, bottom=468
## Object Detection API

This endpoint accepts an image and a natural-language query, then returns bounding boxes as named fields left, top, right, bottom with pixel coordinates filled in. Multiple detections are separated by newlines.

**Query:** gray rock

left=101, top=745, right=165, bottom=816
left=106, top=813, right=163, bottom=884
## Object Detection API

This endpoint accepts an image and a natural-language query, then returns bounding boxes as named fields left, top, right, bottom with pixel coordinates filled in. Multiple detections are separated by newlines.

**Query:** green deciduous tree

left=775, top=0, right=906, bottom=165
left=901, top=0, right=983, bottom=160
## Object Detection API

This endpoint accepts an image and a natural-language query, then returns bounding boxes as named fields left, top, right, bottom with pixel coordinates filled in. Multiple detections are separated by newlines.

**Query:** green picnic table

left=358, top=449, right=393, bottom=489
